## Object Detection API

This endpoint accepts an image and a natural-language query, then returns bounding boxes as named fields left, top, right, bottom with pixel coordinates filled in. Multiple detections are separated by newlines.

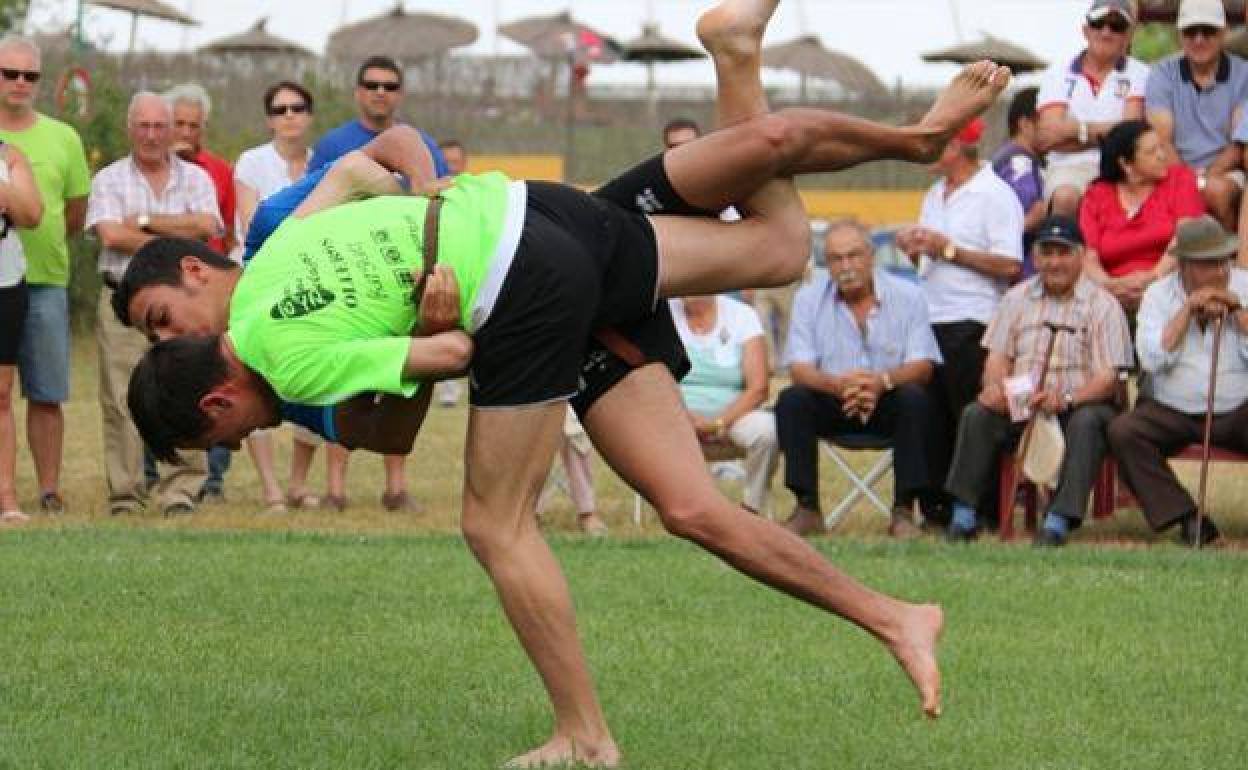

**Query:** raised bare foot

left=887, top=603, right=944, bottom=718
left=914, top=60, right=1011, bottom=162
left=696, top=0, right=780, bottom=63
left=503, top=734, right=620, bottom=769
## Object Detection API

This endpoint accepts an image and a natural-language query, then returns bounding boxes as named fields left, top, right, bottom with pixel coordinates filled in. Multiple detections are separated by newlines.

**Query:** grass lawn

left=1, top=529, right=1246, bottom=769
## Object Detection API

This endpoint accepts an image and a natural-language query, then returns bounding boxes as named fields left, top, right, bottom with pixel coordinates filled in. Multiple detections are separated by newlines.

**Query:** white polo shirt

left=917, top=164, right=1024, bottom=325
left=1037, top=50, right=1150, bottom=169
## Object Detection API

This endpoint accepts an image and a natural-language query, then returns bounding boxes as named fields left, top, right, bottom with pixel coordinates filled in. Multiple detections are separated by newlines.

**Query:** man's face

left=442, top=145, right=466, bottom=175
left=825, top=226, right=875, bottom=294
left=194, top=380, right=281, bottom=450
left=128, top=98, right=172, bottom=165
left=0, top=46, right=39, bottom=114
left=355, top=66, right=402, bottom=124
left=664, top=127, right=699, bottom=149
left=127, top=259, right=227, bottom=341
left=171, top=101, right=204, bottom=158
left=1180, top=24, right=1225, bottom=68
left=1182, top=257, right=1233, bottom=293
left=1083, top=12, right=1132, bottom=61
left=930, top=140, right=962, bottom=176
left=1035, top=241, right=1083, bottom=295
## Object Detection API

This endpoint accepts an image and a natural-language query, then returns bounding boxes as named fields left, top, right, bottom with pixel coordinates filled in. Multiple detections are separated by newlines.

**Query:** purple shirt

left=991, top=141, right=1043, bottom=277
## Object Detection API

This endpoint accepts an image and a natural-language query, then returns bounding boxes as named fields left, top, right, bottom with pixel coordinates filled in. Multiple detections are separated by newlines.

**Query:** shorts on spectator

left=18, top=284, right=70, bottom=403
left=1043, top=161, right=1099, bottom=200
left=0, top=280, right=28, bottom=364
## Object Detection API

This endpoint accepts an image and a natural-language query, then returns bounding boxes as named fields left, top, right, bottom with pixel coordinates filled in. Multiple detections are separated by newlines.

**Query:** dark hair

left=113, top=237, right=238, bottom=327
left=1006, top=86, right=1038, bottom=136
left=356, top=55, right=402, bottom=85
left=128, top=335, right=229, bottom=464
left=662, top=117, right=700, bottom=143
left=1098, top=119, right=1153, bottom=183
left=439, top=138, right=464, bottom=152
left=263, top=80, right=314, bottom=114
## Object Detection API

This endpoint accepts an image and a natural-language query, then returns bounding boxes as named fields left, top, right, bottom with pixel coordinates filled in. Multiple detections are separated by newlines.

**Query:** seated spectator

left=1079, top=120, right=1206, bottom=313
left=992, top=86, right=1047, bottom=276
left=775, top=219, right=944, bottom=538
left=1147, top=0, right=1248, bottom=232
left=1037, top=0, right=1148, bottom=218
left=670, top=294, right=777, bottom=516
left=944, top=216, right=1132, bottom=544
left=539, top=408, right=608, bottom=536
left=1109, top=215, right=1248, bottom=547
left=0, top=142, right=43, bottom=524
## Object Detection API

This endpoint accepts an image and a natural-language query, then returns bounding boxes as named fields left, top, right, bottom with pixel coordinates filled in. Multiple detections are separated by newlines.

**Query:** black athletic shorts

left=0, top=280, right=28, bottom=364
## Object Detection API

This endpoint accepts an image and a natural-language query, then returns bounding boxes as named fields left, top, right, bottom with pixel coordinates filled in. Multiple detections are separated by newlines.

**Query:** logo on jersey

left=635, top=187, right=663, bottom=214
left=270, top=286, right=335, bottom=319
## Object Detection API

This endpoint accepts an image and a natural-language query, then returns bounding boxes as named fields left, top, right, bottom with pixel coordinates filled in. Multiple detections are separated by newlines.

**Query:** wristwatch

left=136, top=214, right=151, bottom=231
left=942, top=241, right=957, bottom=262
left=1064, top=389, right=1075, bottom=411
left=880, top=371, right=895, bottom=392
left=1077, top=121, right=1089, bottom=146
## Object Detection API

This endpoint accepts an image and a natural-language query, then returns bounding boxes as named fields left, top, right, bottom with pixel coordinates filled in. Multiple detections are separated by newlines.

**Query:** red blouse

left=1078, top=164, right=1205, bottom=278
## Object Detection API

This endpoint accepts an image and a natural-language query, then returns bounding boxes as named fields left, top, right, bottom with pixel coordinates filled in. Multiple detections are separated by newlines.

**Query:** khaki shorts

left=1043, top=161, right=1099, bottom=199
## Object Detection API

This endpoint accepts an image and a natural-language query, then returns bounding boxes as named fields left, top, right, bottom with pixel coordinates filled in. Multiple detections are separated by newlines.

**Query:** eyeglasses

left=358, top=80, right=401, bottom=93
left=0, top=68, right=41, bottom=83
left=1087, top=16, right=1130, bottom=34
left=1182, top=25, right=1221, bottom=40
left=267, top=103, right=309, bottom=116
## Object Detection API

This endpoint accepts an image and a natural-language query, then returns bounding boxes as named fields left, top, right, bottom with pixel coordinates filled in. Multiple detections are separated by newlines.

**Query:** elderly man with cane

left=1109, top=215, right=1248, bottom=547
left=944, top=215, right=1133, bottom=544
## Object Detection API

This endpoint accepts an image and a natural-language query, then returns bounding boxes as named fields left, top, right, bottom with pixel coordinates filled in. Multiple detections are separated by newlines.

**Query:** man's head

left=129, top=335, right=279, bottom=463
left=1032, top=215, right=1085, bottom=296
left=932, top=117, right=983, bottom=176
left=0, top=36, right=40, bottom=117
left=823, top=218, right=875, bottom=297
left=354, top=55, right=403, bottom=128
left=127, top=91, right=173, bottom=166
left=1173, top=214, right=1238, bottom=292
left=662, top=118, right=701, bottom=149
left=1083, top=0, right=1135, bottom=63
left=164, top=82, right=210, bottom=159
left=1006, top=86, right=1039, bottom=145
left=113, top=236, right=240, bottom=341
left=439, top=138, right=467, bottom=175
left=1177, top=0, right=1227, bottom=67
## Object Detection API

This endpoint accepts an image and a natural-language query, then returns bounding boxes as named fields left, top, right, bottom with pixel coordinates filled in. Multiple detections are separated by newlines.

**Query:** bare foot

left=913, top=60, right=1011, bottom=162
left=577, top=512, right=609, bottom=538
left=0, top=510, right=31, bottom=525
left=504, top=734, right=620, bottom=768
left=696, top=0, right=780, bottom=64
left=887, top=603, right=944, bottom=718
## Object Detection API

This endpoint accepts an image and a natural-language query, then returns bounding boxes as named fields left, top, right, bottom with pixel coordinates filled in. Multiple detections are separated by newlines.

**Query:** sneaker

left=162, top=500, right=195, bottom=517
left=381, top=491, right=424, bottom=513
left=109, top=497, right=143, bottom=516
left=1033, top=528, right=1067, bottom=548
left=944, top=524, right=979, bottom=543
left=39, top=492, right=65, bottom=514
left=782, top=504, right=826, bottom=537
left=198, top=487, right=226, bottom=505
left=1178, top=514, right=1220, bottom=548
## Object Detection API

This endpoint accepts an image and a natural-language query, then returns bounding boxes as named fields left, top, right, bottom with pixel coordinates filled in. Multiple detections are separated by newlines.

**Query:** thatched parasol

left=326, top=3, right=478, bottom=63
left=499, top=10, right=622, bottom=63
left=623, top=23, right=705, bottom=119
left=199, top=18, right=313, bottom=57
left=921, top=34, right=1048, bottom=74
left=85, top=0, right=197, bottom=52
left=1137, top=0, right=1245, bottom=23
left=763, top=35, right=885, bottom=100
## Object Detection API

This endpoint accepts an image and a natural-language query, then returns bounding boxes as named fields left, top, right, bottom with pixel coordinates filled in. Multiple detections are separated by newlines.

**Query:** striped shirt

left=983, top=275, right=1133, bottom=395
left=85, top=154, right=222, bottom=282
left=785, top=268, right=943, bottom=374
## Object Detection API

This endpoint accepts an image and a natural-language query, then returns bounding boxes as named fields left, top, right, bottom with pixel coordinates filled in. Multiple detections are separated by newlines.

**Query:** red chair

left=1107, top=445, right=1248, bottom=511
left=997, top=456, right=1117, bottom=540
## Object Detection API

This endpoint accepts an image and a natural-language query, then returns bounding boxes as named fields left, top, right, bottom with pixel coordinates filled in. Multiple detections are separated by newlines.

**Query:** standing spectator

left=234, top=80, right=315, bottom=512
left=1036, top=0, right=1149, bottom=217
left=439, top=138, right=467, bottom=175
left=671, top=294, right=778, bottom=516
left=991, top=86, right=1047, bottom=276
left=1147, top=0, right=1248, bottom=231
left=163, top=83, right=238, bottom=504
left=435, top=137, right=467, bottom=409
left=307, top=55, right=448, bottom=512
left=0, top=142, right=43, bottom=524
left=896, top=117, right=1023, bottom=516
left=1079, top=120, right=1205, bottom=313
left=1109, top=215, right=1248, bottom=546
left=0, top=36, right=90, bottom=514
left=86, top=92, right=221, bottom=516
left=776, top=219, right=944, bottom=538
left=661, top=117, right=700, bottom=150
left=943, top=216, right=1132, bottom=544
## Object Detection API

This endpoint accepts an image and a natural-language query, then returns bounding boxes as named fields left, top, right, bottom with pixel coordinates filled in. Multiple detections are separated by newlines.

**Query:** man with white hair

left=85, top=91, right=222, bottom=516
left=0, top=35, right=90, bottom=515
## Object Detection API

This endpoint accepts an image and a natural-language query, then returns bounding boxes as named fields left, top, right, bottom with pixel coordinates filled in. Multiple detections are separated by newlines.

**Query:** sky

left=31, top=0, right=1102, bottom=88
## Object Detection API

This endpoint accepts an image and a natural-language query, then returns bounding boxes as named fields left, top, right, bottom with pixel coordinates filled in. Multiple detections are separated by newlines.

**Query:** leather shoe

left=944, top=524, right=978, bottom=543
left=1178, top=514, right=1220, bottom=548
left=782, top=504, right=826, bottom=537
left=1033, top=528, right=1066, bottom=548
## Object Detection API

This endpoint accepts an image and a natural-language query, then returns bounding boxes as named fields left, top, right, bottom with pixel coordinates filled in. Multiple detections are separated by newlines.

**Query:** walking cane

left=1003, top=321, right=1078, bottom=536
left=1194, top=312, right=1225, bottom=550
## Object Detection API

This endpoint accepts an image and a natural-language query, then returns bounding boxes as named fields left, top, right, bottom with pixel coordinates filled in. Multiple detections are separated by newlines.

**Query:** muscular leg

left=583, top=365, right=943, bottom=718
left=461, top=405, right=619, bottom=768
left=245, top=432, right=283, bottom=508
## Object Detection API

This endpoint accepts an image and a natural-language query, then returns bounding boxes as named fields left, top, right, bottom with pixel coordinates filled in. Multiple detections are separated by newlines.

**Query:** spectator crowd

left=2, top=0, right=1248, bottom=548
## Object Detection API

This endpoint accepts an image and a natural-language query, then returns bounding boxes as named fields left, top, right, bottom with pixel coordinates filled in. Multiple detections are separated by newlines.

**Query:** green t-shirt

left=0, top=114, right=91, bottom=287
left=229, top=171, right=520, bottom=406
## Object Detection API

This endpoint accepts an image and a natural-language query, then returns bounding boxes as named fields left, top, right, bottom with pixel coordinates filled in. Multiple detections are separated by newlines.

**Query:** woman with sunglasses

left=233, top=81, right=316, bottom=512
left=0, top=141, right=43, bottom=524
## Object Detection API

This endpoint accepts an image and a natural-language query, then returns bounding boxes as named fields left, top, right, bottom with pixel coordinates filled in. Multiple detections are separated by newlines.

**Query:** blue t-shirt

left=308, top=119, right=448, bottom=177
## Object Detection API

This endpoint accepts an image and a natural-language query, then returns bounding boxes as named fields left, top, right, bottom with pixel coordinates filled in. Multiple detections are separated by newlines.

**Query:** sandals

left=284, top=491, right=322, bottom=510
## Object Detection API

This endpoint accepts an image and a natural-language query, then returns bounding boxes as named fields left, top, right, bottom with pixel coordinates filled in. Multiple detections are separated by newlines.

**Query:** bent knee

left=655, top=496, right=719, bottom=541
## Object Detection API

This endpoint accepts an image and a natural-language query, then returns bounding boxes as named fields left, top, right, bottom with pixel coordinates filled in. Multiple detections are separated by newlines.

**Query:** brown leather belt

left=416, top=194, right=442, bottom=299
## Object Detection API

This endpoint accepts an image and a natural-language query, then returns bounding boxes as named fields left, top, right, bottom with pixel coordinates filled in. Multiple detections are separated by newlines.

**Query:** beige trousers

left=97, top=290, right=207, bottom=509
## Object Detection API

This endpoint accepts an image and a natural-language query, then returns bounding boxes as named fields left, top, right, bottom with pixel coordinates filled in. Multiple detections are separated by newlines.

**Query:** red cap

left=955, top=117, right=985, bottom=145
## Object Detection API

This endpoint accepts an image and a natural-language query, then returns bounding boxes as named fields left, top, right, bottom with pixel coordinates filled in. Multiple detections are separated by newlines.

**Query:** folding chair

left=819, top=434, right=894, bottom=529
left=632, top=440, right=771, bottom=527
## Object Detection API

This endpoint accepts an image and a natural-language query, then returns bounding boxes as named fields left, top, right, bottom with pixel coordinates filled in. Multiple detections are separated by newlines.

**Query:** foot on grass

left=887, top=602, right=944, bottom=719
left=503, top=734, right=620, bottom=769
left=913, top=60, right=1011, bottom=162
left=696, top=0, right=780, bottom=66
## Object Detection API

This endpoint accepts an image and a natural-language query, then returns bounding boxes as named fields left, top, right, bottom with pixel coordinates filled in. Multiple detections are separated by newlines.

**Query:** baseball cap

left=955, top=117, right=985, bottom=145
left=1033, top=215, right=1084, bottom=248
left=1086, top=0, right=1135, bottom=24
left=1177, top=0, right=1227, bottom=30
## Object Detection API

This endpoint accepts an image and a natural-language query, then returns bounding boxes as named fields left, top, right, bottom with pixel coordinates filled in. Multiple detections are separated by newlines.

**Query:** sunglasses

left=267, top=103, right=309, bottom=116
left=0, top=68, right=41, bottom=83
left=1087, top=16, right=1130, bottom=34
left=358, top=79, right=401, bottom=93
left=1182, top=25, right=1221, bottom=40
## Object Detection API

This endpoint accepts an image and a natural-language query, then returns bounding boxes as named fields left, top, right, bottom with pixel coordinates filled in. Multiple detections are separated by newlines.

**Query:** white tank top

left=0, top=146, right=25, bottom=288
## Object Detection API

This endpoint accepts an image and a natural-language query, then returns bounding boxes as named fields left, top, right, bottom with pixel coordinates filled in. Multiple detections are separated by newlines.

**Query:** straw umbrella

left=922, top=34, right=1048, bottom=74
left=199, top=17, right=313, bottom=58
left=763, top=34, right=885, bottom=100
left=326, top=4, right=478, bottom=63
left=622, top=22, right=705, bottom=120
left=84, top=0, right=197, bottom=52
